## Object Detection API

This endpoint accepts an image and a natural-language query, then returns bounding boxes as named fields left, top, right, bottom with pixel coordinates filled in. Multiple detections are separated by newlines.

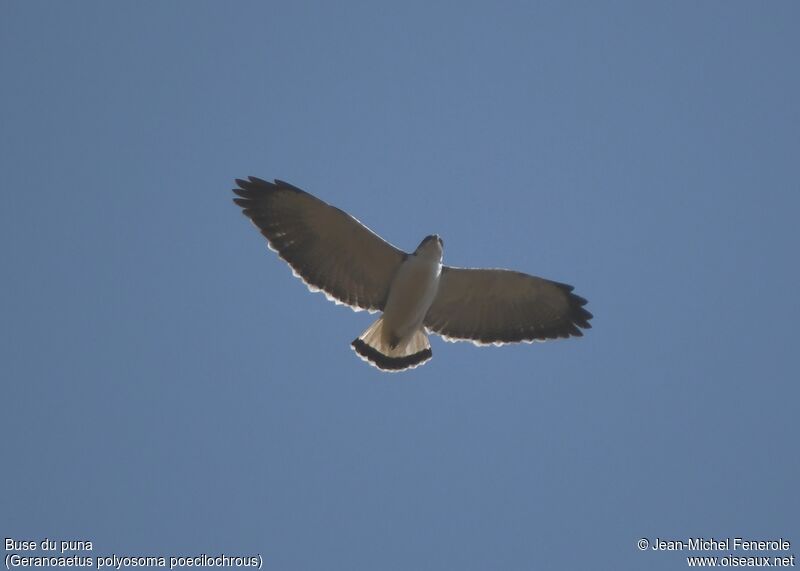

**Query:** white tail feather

left=351, top=318, right=432, bottom=372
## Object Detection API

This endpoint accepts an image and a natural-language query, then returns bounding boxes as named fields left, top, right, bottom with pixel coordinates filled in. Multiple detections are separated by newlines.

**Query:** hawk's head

left=414, top=234, right=443, bottom=260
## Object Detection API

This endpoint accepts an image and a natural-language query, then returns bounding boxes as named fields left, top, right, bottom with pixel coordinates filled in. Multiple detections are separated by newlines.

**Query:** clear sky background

left=2, top=2, right=798, bottom=570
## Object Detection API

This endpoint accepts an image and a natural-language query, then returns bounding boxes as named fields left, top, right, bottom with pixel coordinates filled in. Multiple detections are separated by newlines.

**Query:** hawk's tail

left=351, top=318, right=432, bottom=372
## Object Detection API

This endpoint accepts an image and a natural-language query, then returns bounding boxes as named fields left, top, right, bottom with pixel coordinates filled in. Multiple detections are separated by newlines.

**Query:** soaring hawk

left=232, top=177, right=592, bottom=372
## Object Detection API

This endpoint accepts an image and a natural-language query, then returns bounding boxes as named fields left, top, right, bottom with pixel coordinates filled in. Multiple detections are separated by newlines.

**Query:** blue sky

left=2, top=2, right=798, bottom=569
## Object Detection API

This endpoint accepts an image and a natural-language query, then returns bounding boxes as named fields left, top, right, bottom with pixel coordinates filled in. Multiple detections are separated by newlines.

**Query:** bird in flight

left=232, top=177, right=592, bottom=372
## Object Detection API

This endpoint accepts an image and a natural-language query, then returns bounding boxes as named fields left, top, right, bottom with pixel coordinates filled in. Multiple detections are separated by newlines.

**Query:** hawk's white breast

left=381, top=239, right=443, bottom=347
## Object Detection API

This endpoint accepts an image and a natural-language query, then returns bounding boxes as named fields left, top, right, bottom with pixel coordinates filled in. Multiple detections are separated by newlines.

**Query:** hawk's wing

left=424, top=266, right=592, bottom=345
left=233, top=177, right=407, bottom=312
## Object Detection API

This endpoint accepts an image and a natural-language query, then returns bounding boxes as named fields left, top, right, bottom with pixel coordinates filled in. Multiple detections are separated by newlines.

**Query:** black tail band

left=351, top=339, right=432, bottom=371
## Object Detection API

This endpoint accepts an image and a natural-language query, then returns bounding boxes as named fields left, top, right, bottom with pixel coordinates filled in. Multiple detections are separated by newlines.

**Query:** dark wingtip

left=554, top=281, right=593, bottom=333
left=233, top=177, right=304, bottom=198
left=351, top=339, right=432, bottom=372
